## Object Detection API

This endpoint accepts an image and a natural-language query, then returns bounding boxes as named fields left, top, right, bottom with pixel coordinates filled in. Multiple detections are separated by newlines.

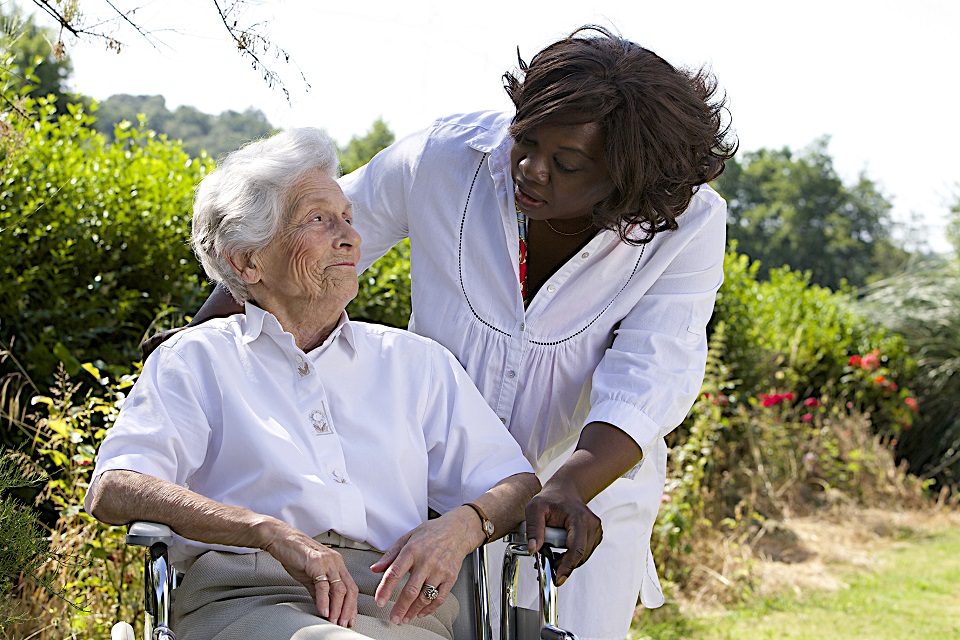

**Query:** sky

left=32, top=0, right=960, bottom=252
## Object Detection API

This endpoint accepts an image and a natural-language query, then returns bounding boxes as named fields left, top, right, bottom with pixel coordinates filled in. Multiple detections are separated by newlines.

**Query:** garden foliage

left=0, top=95, right=212, bottom=391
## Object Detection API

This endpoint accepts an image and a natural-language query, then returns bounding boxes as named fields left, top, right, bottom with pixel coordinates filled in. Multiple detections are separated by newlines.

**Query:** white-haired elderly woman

left=84, top=128, right=540, bottom=640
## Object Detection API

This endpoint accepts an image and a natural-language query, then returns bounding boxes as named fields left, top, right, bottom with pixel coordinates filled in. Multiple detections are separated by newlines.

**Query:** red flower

left=905, top=397, right=919, bottom=412
left=804, top=398, right=820, bottom=407
left=784, top=392, right=796, bottom=401
left=887, top=381, right=898, bottom=391
left=861, top=349, right=881, bottom=371
left=848, top=355, right=862, bottom=367
left=801, top=413, right=813, bottom=422
left=759, top=393, right=781, bottom=407
left=874, top=375, right=886, bottom=385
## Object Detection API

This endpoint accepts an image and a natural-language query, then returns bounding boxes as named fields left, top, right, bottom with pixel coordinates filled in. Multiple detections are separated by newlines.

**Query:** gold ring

left=329, top=578, right=343, bottom=584
left=312, top=574, right=328, bottom=584
left=422, top=584, right=439, bottom=601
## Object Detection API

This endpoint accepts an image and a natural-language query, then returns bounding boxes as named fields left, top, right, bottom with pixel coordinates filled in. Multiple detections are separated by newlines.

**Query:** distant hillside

left=92, top=94, right=276, bottom=159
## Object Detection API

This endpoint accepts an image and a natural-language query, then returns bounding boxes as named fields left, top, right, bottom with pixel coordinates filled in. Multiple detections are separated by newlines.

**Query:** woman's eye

left=554, top=160, right=576, bottom=173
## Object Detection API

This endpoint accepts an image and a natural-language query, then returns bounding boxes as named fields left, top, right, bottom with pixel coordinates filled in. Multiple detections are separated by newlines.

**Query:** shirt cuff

left=585, top=399, right=661, bottom=458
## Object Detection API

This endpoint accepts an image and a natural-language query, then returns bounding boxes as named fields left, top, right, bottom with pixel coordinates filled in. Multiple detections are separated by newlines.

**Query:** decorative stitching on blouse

left=459, top=152, right=646, bottom=345
left=459, top=154, right=511, bottom=337
left=528, top=243, right=645, bottom=346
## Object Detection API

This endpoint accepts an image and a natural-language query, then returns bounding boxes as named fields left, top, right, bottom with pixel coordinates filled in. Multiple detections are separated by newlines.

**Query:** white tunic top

left=86, top=303, right=534, bottom=567
left=340, top=111, right=726, bottom=612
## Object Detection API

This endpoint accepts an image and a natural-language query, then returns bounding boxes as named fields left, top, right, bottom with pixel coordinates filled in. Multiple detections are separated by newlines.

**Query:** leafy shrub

left=0, top=96, right=213, bottom=389
left=3, top=361, right=143, bottom=640
left=713, top=247, right=915, bottom=438
left=348, top=240, right=412, bottom=328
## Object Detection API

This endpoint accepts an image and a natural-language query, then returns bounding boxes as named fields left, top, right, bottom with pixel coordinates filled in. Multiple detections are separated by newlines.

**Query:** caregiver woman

left=340, top=26, right=736, bottom=639
left=172, top=25, right=736, bottom=639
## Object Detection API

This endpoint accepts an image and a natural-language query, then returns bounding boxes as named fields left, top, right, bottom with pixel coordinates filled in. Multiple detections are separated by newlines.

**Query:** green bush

left=348, top=240, right=412, bottom=328
left=713, top=247, right=915, bottom=438
left=0, top=96, right=213, bottom=387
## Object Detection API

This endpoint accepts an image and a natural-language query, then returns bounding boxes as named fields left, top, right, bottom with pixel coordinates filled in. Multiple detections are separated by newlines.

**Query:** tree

left=26, top=0, right=306, bottom=101
left=714, top=137, right=908, bottom=290
left=0, top=4, right=72, bottom=104
left=947, top=190, right=960, bottom=256
left=339, top=117, right=394, bottom=174
left=93, top=94, right=275, bottom=158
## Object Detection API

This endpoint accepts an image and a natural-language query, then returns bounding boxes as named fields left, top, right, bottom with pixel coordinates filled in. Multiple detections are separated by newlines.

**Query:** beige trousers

left=172, top=544, right=459, bottom=640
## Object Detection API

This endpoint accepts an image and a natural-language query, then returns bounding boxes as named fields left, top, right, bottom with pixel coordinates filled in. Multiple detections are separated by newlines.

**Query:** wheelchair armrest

left=126, top=521, right=174, bottom=548
left=504, top=522, right=567, bottom=549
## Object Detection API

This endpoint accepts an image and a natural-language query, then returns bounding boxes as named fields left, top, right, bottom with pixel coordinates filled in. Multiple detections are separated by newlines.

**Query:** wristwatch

left=464, top=502, right=496, bottom=544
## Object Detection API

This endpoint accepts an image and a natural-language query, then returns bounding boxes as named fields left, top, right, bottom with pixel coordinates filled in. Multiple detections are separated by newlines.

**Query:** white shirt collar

left=241, top=301, right=358, bottom=357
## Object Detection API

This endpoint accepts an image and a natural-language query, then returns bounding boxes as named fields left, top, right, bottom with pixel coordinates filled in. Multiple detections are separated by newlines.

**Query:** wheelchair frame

left=114, top=521, right=578, bottom=640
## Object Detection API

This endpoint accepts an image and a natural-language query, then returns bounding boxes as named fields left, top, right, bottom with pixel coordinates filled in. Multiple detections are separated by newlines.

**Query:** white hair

left=191, top=128, right=341, bottom=303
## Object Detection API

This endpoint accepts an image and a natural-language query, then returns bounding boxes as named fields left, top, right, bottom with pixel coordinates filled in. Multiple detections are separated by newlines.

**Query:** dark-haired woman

left=174, top=25, right=736, bottom=639
left=339, top=26, right=735, bottom=639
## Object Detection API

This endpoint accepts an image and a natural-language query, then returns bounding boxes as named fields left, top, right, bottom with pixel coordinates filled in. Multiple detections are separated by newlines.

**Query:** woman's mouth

left=514, top=184, right=545, bottom=211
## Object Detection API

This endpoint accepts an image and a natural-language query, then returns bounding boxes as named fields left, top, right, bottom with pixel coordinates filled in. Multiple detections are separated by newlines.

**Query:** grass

left=630, top=515, right=960, bottom=640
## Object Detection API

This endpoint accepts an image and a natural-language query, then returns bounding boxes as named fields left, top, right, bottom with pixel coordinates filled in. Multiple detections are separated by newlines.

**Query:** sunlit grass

left=631, top=525, right=960, bottom=640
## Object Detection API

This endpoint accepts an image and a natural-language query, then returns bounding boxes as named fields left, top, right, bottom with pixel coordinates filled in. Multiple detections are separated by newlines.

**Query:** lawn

left=630, top=514, right=960, bottom=640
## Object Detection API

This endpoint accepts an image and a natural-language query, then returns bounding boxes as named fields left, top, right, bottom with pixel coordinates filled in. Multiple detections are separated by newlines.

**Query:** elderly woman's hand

left=370, top=508, right=481, bottom=625
left=261, top=523, right=360, bottom=628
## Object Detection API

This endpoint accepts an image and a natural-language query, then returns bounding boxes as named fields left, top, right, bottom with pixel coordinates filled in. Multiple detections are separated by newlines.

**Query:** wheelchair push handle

left=505, top=522, right=568, bottom=549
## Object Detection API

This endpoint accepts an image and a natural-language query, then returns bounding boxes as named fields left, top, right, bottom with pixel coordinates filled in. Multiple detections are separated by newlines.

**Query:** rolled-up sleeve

left=83, top=345, right=212, bottom=513
left=585, top=196, right=726, bottom=456
left=420, top=343, right=534, bottom=514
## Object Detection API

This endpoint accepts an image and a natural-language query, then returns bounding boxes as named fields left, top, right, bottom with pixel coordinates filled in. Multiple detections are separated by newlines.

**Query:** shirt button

left=506, top=370, right=516, bottom=379
left=296, top=355, right=309, bottom=376
left=332, top=469, right=347, bottom=484
left=520, top=323, right=525, bottom=331
left=547, top=285, right=557, bottom=294
left=581, top=251, right=590, bottom=259
left=500, top=417, right=507, bottom=424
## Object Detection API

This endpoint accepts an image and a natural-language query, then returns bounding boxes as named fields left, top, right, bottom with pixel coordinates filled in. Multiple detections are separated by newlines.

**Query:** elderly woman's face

left=252, top=169, right=361, bottom=310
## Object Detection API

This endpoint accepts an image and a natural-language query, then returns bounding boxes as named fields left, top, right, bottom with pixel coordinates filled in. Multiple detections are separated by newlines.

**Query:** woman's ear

left=225, top=251, right=261, bottom=285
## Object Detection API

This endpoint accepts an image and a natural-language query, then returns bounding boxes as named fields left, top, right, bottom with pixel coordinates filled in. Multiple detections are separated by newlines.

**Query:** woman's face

left=251, top=169, right=361, bottom=312
left=511, top=121, right=615, bottom=221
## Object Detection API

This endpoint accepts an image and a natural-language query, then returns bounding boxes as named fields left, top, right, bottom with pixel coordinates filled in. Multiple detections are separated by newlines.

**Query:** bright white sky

left=41, top=0, right=960, bottom=252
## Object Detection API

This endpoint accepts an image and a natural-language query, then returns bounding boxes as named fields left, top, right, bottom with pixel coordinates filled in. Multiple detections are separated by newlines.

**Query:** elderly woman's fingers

left=385, top=547, right=461, bottom=624
left=326, top=573, right=359, bottom=627
left=412, top=581, right=453, bottom=619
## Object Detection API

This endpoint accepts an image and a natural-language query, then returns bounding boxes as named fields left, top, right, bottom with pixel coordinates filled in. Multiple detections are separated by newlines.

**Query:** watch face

left=484, top=520, right=495, bottom=536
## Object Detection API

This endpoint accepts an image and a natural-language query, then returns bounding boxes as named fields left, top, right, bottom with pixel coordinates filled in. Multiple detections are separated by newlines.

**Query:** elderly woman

left=84, top=128, right=540, bottom=640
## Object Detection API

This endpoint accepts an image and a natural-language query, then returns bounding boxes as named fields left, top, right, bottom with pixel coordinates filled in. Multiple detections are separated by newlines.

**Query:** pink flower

left=661, top=493, right=671, bottom=503
left=801, top=413, right=813, bottom=422
left=905, top=397, right=919, bottom=412
left=861, top=349, right=881, bottom=371
left=887, top=381, right=898, bottom=391
left=804, top=398, right=820, bottom=407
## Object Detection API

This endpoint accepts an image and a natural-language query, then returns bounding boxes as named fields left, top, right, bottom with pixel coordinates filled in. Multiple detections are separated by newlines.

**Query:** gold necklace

left=543, top=218, right=595, bottom=236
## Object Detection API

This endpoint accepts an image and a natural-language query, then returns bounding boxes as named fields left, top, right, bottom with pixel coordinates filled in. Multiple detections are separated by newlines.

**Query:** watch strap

left=464, top=502, right=496, bottom=543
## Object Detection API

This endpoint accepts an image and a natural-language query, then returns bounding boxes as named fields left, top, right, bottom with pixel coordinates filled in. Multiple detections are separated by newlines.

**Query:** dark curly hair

left=503, top=25, right=738, bottom=244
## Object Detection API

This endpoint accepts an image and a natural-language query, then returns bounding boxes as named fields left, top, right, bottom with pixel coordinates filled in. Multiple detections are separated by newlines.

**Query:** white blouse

left=340, top=111, right=726, bottom=609
left=342, top=111, right=725, bottom=470
left=86, top=303, right=533, bottom=567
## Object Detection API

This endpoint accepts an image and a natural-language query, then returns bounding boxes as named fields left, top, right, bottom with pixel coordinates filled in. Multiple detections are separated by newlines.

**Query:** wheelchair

left=111, top=521, right=579, bottom=640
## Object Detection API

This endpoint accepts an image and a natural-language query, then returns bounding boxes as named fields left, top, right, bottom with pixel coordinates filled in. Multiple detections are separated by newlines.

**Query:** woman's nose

left=519, top=155, right=548, bottom=185
left=336, top=219, right=362, bottom=248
